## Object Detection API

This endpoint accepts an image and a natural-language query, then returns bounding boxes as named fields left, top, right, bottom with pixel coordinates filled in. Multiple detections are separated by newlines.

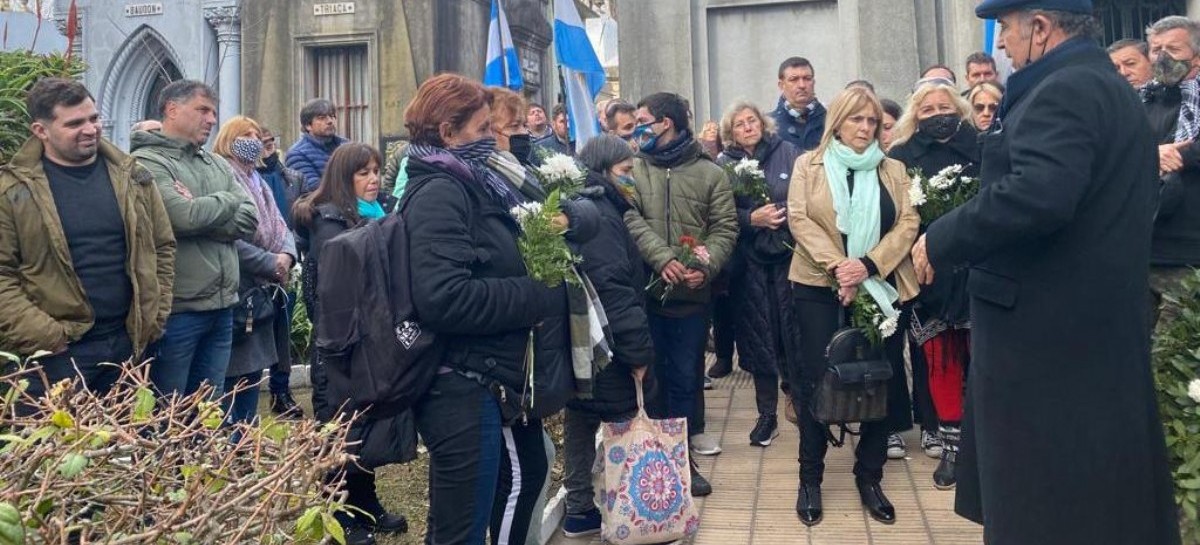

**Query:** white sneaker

left=689, top=433, right=723, bottom=456
left=921, top=429, right=943, bottom=459
left=886, top=433, right=907, bottom=460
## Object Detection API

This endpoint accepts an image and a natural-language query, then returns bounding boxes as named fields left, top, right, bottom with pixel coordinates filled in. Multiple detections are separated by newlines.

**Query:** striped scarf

left=1176, top=78, right=1200, bottom=143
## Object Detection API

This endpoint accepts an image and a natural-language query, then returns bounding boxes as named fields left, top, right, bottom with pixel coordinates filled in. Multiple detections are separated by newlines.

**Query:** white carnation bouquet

left=907, top=164, right=977, bottom=222
left=535, top=153, right=587, bottom=196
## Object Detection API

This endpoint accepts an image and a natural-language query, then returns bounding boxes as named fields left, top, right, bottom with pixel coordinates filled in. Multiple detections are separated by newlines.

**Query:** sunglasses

left=973, top=103, right=998, bottom=113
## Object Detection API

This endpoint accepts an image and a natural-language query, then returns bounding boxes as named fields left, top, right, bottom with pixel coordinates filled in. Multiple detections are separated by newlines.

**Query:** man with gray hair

left=286, top=98, right=348, bottom=193
left=1144, top=16, right=1200, bottom=336
left=131, top=80, right=258, bottom=399
left=1107, top=38, right=1153, bottom=88
left=910, top=1, right=1180, bottom=543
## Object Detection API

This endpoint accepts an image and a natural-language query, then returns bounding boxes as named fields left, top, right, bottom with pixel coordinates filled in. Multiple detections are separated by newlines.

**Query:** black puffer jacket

left=566, top=173, right=655, bottom=418
left=717, top=135, right=801, bottom=376
left=889, top=124, right=980, bottom=327
left=404, top=155, right=567, bottom=397
left=718, top=134, right=802, bottom=267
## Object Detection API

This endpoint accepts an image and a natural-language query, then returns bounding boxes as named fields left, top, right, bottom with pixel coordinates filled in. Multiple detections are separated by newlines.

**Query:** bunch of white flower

left=908, top=178, right=927, bottom=207
left=510, top=201, right=543, bottom=223
left=537, top=154, right=584, bottom=181
left=733, top=158, right=764, bottom=179
left=1189, top=378, right=1200, bottom=404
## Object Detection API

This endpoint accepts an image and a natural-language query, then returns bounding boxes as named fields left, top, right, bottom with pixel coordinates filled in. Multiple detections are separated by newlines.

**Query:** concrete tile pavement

left=549, top=367, right=984, bottom=545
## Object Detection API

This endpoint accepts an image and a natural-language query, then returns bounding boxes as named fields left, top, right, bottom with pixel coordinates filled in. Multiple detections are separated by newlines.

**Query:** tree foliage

left=0, top=51, right=83, bottom=164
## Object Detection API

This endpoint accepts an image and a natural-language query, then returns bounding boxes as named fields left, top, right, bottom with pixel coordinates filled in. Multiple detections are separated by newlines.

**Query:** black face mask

left=918, top=114, right=962, bottom=140
left=508, top=133, right=533, bottom=164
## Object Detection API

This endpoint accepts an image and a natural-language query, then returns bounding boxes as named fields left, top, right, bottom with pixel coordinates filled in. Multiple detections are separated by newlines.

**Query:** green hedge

left=0, top=50, right=84, bottom=164
left=1152, top=269, right=1200, bottom=544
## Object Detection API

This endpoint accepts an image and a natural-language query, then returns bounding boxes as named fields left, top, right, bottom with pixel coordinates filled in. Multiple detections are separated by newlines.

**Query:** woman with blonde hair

left=715, top=100, right=801, bottom=445
left=888, top=80, right=981, bottom=490
left=786, top=86, right=919, bottom=526
left=967, top=81, right=1004, bottom=131
left=211, top=115, right=296, bottom=429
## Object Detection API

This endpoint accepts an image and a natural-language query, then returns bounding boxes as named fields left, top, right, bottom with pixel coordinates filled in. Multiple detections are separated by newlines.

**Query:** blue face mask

left=632, top=122, right=661, bottom=153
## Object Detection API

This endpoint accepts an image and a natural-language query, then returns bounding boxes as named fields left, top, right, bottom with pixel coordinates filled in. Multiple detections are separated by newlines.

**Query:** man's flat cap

left=976, top=0, right=1092, bottom=19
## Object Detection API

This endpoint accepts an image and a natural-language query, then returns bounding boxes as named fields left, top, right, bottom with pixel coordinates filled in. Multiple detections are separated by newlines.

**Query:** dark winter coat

left=285, top=133, right=348, bottom=193
left=717, top=135, right=801, bottom=376
left=534, top=133, right=575, bottom=158
left=403, top=155, right=568, bottom=401
left=566, top=173, right=655, bottom=418
left=1141, top=82, right=1200, bottom=266
left=257, top=154, right=304, bottom=228
left=889, top=124, right=981, bottom=328
left=925, top=39, right=1180, bottom=545
left=771, top=97, right=826, bottom=152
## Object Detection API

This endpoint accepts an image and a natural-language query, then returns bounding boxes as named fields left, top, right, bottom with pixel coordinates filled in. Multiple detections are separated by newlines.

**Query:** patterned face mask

left=231, top=137, right=264, bottom=163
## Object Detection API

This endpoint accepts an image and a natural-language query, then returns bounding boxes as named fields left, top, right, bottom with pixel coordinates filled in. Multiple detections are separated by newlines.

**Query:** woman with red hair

left=401, top=74, right=570, bottom=544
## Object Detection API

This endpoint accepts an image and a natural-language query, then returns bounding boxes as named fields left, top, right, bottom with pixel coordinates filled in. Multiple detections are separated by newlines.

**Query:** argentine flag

left=553, top=0, right=606, bottom=147
left=484, top=0, right=523, bottom=90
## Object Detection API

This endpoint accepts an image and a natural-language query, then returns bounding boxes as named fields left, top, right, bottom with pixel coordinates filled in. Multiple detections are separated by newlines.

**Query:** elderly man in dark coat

left=910, top=1, right=1181, bottom=544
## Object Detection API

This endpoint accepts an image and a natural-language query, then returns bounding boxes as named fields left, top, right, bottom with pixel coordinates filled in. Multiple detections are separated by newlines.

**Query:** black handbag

left=811, top=323, right=893, bottom=426
left=233, top=284, right=283, bottom=341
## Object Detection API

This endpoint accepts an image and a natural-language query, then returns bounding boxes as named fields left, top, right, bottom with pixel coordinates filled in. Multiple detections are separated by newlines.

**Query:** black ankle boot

left=856, top=478, right=895, bottom=524
left=796, top=483, right=823, bottom=526
left=933, top=425, right=960, bottom=490
left=707, top=357, right=733, bottom=379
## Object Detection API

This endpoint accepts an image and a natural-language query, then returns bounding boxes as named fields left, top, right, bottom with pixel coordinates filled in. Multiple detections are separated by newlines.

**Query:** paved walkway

left=550, top=366, right=985, bottom=545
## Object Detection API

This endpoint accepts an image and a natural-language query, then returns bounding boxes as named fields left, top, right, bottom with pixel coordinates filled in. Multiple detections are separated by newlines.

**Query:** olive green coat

left=0, top=137, right=176, bottom=356
left=624, top=140, right=739, bottom=308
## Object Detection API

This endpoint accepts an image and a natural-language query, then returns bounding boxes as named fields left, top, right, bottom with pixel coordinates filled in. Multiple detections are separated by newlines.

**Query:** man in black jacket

left=911, top=1, right=1181, bottom=543
left=1143, top=15, right=1200, bottom=332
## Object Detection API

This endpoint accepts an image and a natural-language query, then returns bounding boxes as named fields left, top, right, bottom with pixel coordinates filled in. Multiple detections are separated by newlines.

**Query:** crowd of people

left=0, top=0, right=1191, bottom=543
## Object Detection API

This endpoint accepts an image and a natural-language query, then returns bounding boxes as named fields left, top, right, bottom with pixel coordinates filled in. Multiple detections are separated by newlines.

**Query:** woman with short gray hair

left=715, top=100, right=802, bottom=445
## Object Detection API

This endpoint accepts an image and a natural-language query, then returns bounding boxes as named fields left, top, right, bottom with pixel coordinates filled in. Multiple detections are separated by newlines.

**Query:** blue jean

left=151, top=309, right=234, bottom=398
left=648, top=311, right=708, bottom=434
left=415, top=372, right=502, bottom=545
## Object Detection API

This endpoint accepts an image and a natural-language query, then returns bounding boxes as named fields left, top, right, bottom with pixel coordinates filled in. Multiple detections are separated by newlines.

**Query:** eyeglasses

left=973, top=103, right=998, bottom=113
left=913, top=77, right=956, bottom=92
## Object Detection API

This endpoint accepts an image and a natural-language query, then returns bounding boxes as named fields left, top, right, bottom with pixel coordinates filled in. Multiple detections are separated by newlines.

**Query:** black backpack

left=314, top=183, right=443, bottom=418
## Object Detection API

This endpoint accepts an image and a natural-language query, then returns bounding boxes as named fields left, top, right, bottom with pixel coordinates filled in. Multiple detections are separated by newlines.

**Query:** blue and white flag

left=553, top=0, right=605, bottom=147
left=484, top=0, right=523, bottom=90
left=983, top=19, right=1013, bottom=84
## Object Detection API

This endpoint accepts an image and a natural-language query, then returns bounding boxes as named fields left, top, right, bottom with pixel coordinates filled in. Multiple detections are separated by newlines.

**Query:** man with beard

left=910, top=1, right=1181, bottom=543
left=0, top=78, right=176, bottom=397
left=1143, top=15, right=1200, bottom=332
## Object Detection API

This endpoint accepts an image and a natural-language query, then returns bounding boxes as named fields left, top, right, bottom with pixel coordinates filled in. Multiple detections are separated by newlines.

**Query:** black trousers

left=25, top=325, right=133, bottom=399
left=788, top=285, right=911, bottom=486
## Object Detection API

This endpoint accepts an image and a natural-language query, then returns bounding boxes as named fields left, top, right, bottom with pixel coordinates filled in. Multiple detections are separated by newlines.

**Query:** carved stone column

left=204, top=5, right=241, bottom=125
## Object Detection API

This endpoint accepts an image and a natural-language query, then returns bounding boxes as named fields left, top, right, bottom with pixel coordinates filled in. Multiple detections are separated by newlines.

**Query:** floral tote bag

left=598, top=377, right=701, bottom=544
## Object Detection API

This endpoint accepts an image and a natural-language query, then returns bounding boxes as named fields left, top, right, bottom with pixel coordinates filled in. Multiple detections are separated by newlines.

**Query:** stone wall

left=616, top=0, right=982, bottom=123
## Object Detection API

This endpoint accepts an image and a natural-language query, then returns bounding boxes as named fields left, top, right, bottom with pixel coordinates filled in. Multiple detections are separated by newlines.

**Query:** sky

left=1, top=11, right=67, bottom=54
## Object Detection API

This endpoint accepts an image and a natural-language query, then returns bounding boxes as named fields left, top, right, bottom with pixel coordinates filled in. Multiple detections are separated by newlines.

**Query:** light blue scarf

left=822, top=140, right=899, bottom=319
left=357, top=198, right=386, bottom=220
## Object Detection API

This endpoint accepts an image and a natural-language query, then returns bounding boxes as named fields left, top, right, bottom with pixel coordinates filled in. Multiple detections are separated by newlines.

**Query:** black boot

left=795, top=483, right=823, bottom=526
left=933, top=425, right=960, bottom=490
left=707, top=357, right=733, bottom=379
left=270, top=392, right=302, bottom=419
left=856, top=478, right=895, bottom=524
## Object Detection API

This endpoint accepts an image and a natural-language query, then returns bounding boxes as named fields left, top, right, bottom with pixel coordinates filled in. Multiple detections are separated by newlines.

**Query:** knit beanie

left=577, top=134, right=634, bottom=174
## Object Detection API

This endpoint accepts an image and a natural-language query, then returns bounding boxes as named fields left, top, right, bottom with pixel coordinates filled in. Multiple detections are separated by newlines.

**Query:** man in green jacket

left=130, top=80, right=258, bottom=399
left=625, top=92, right=739, bottom=495
left=0, top=78, right=176, bottom=397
